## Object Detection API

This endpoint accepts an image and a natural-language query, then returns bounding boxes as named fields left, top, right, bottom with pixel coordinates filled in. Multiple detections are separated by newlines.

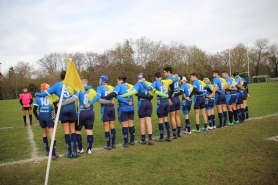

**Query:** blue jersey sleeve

left=141, top=81, right=153, bottom=91
left=133, top=82, right=140, bottom=92
left=116, top=96, right=129, bottom=104
left=113, top=85, right=121, bottom=95
left=89, top=94, right=101, bottom=106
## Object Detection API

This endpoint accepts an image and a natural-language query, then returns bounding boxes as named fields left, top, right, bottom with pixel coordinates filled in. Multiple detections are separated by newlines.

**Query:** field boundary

left=0, top=113, right=277, bottom=167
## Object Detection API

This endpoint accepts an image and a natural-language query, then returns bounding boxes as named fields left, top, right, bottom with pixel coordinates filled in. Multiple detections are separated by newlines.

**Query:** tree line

left=0, top=37, right=277, bottom=100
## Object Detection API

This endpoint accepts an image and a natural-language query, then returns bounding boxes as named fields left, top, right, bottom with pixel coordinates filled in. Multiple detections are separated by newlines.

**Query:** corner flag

left=64, top=58, right=85, bottom=92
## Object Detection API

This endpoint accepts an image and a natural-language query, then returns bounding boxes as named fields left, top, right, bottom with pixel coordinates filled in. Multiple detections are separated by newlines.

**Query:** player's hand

left=247, top=94, right=250, bottom=98
left=111, top=100, right=114, bottom=104
left=84, top=104, right=90, bottom=108
left=168, top=100, right=173, bottom=106
left=207, top=95, right=212, bottom=99
left=185, top=97, right=190, bottom=101
left=128, top=101, right=133, bottom=106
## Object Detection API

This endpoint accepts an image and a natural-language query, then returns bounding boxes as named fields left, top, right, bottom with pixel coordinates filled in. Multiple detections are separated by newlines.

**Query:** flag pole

left=44, top=84, right=66, bottom=185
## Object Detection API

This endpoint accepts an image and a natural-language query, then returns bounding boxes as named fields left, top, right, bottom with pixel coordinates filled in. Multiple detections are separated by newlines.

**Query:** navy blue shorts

left=156, top=103, right=170, bottom=118
left=169, top=96, right=180, bottom=112
left=39, top=120, right=54, bottom=128
left=79, top=110, right=94, bottom=126
left=60, top=112, right=77, bottom=123
left=101, top=105, right=115, bottom=122
left=138, top=100, right=152, bottom=118
left=118, top=111, right=134, bottom=122
left=194, top=96, right=205, bottom=109
left=215, top=94, right=226, bottom=105
left=237, top=92, right=245, bottom=104
left=228, top=94, right=237, bottom=105
left=182, top=105, right=191, bottom=115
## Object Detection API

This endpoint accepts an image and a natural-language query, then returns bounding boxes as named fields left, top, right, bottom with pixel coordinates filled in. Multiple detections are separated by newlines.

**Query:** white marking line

left=0, top=113, right=278, bottom=167
left=27, top=124, right=38, bottom=159
left=267, top=136, right=278, bottom=142
left=0, top=127, right=13, bottom=130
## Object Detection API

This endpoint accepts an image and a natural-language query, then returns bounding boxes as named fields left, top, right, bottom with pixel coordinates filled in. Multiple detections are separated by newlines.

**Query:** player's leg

left=22, top=109, right=27, bottom=126
left=175, top=109, right=181, bottom=137
left=120, top=110, right=129, bottom=147
left=163, top=104, right=171, bottom=140
left=145, top=101, right=153, bottom=144
left=155, top=104, right=165, bottom=141
left=128, top=112, right=135, bottom=145
left=85, top=124, right=94, bottom=154
left=201, top=108, right=208, bottom=131
left=182, top=106, right=191, bottom=134
left=41, top=121, right=49, bottom=155
left=28, top=108, right=32, bottom=125
left=103, top=121, right=111, bottom=149
left=194, top=109, right=200, bottom=132
left=109, top=121, right=116, bottom=148
left=47, top=121, right=58, bottom=160
left=138, top=117, right=146, bottom=144
left=61, top=122, right=73, bottom=157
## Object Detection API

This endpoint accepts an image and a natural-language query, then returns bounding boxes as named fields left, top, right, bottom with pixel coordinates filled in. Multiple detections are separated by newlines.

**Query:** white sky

left=0, top=0, right=277, bottom=73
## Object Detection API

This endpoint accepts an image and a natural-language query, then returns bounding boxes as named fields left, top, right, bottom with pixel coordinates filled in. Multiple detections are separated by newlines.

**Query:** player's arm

left=141, top=81, right=153, bottom=91
left=89, top=94, right=101, bottom=106
left=115, top=96, right=129, bottom=104
left=19, top=99, right=23, bottom=106
left=174, top=90, right=183, bottom=96
left=61, top=95, right=78, bottom=106
left=98, top=98, right=113, bottom=104
left=30, top=98, right=33, bottom=105
left=33, top=105, right=39, bottom=120
left=136, top=93, right=153, bottom=100
left=168, top=82, right=174, bottom=98
left=121, top=89, right=137, bottom=97
left=188, top=87, right=197, bottom=98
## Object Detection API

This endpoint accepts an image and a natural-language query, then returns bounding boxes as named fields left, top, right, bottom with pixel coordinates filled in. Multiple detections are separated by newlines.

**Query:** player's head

left=154, top=72, right=161, bottom=80
left=232, top=72, right=239, bottom=77
left=180, top=76, right=188, bottom=84
left=40, top=83, right=50, bottom=92
left=117, top=75, right=127, bottom=84
left=221, top=71, right=229, bottom=78
left=22, top=87, right=28, bottom=93
left=137, top=72, right=145, bottom=80
left=99, top=74, right=108, bottom=84
left=163, top=67, right=172, bottom=76
left=190, top=73, right=198, bottom=81
left=203, top=77, right=210, bottom=84
left=81, top=77, right=88, bottom=86
left=213, top=69, right=220, bottom=77
left=60, top=70, right=66, bottom=80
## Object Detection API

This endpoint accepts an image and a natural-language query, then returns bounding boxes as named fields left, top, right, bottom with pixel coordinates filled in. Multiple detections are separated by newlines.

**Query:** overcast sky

left=0, top=0, right=277, bottom=73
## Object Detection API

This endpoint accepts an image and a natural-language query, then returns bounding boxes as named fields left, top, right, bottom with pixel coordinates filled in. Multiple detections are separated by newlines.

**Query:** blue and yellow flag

left=64, top=58, right=85, bottom=92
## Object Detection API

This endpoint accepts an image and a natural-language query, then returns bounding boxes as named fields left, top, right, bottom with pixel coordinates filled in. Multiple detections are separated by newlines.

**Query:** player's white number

left=40, top=97, right=49, bottom=106
left=83, top=94, right=89, bottom=104
left=104, top=91, right=109, bottom=96
left=174, top=82, right=179, bottom=89
left=160, top=85, right=166, bottom=93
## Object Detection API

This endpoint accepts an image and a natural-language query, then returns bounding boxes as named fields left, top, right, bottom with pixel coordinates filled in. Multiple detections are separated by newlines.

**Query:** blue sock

left=241, top=108, right=245, bottom=121
left=204, top=123, right=208, bottom=129
left=228, top=111, right=233, bottom=123
left=141, top=135, right=145, bottom=141
left=129, top=126, right=135, bottom=142
left=71, top=133, right=77, bottom=153
left=185, top=119, right=190, bottom=132
left=212, top=115, right=216, bottom=126
left=177, top=127, right=181, bottom=134
left=208, top=116, right=212, bottom=127
left=238, top=109, right=242, bottom=121
left=159, top=123, right=164, bottom=139
left=111, top=128, right=116, bottom=145
left=218, top=113, right=223, bottom=126
left=105, top=132, right=111, bottom=146
left=196, top=124, right=200, bottom=130
left=122, top=127, right=128, bottom=144
left=43, top=137, right=49, bottom=152
left=164, top=122, right=170, bottom=138
left=245, top=106, right=249, bottom=119
left=87, top=135, right=93, bottom=150
left=233, top=110, right=238, bottom=121
left=76, top=134, right=83, bottom=150
left=52, top=140, right=56, bottom=156
left=65, top=134, right=72, bottom=154
left=172, top=129, right=177, bottom=136
left=223, top=111, right=227, bottom=125
left=148, top=134, right=152, bottom=141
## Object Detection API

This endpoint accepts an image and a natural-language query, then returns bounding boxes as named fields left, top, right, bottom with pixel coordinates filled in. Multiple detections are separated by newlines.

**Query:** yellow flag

left=64, top=58, right=85, bottom=92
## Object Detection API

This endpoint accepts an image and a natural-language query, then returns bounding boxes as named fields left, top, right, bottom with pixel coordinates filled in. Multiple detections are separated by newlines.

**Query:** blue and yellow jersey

left=37, top=81, right=78, bottom=112
left=192, top=80, right=207, bottom=96
left=113, top=83, right=134, bottom=107
left=97, top=84, right=114, bottom=99
left=213, top=77, right=225, bottom=94
left=180, top=83, right=193, bottom=99
left=79, top=88, right=99, bottom=111
left=34, top=94, right=58, bottom=121
left=166, top=75, right=179, bottom=94
left=205, top=84, right=214, bottom=97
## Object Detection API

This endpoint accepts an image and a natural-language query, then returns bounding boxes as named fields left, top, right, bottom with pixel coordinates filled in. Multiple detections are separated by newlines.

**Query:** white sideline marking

left=267, top=136, right=278, bottom=142
left=0, top=113, right=278, bottom=167
left=0, top=127, right=13, bottom=130
left=27, top=125, right=38, bottom=159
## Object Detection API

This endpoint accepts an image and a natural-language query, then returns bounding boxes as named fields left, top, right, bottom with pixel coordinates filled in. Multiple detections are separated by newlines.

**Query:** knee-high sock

left=122, top=127, right=128, bottom=144
left=245, top=106, right=249, bottom=119
left=233, top=110, right=238, bottom=121
left=87, top=135, right=93, bottom=150
left=23, top=116, right=27, bottom=124
left=129, top=126, right=135, bottom=142
left=211, top=115, right=215, bottom=126
left=223, top=111, right=227, bottom=126
left=71, top=133, right=77, bottom=153
left=52, top=140, right=56, bottom=156
left=164, top=122, right=170, bottom=138
left=105, top=132, right=111, bottom=146
left=43, top=137, right=49, bottom=152
left=111, top=128, right=116, bottom=145
left=208, top=116, right=212, bottom=127
left=29, top=115, right=32, bottom=124
left=218, top=113, right=223, bottom=126
left=228, top=111, right=233, bottom=123
left=159, top=123, right=164, bottom=139
left=65, top=134, right=72, bottom=154
left=185, top=119, right=190, bottom=132
left=76, top=134, right=83, bottom=150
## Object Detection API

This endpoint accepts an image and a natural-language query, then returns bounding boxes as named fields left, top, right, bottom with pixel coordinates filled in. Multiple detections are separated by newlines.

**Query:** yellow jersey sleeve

left=145, top=81, right=154, bottom=95
left=88, top=89, right=97, bottom=101
left=162, top=79, right=173, bottom=93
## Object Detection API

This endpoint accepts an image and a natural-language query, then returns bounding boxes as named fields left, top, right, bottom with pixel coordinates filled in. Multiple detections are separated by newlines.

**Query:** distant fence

left=270, top=78, right=278, bottom=82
